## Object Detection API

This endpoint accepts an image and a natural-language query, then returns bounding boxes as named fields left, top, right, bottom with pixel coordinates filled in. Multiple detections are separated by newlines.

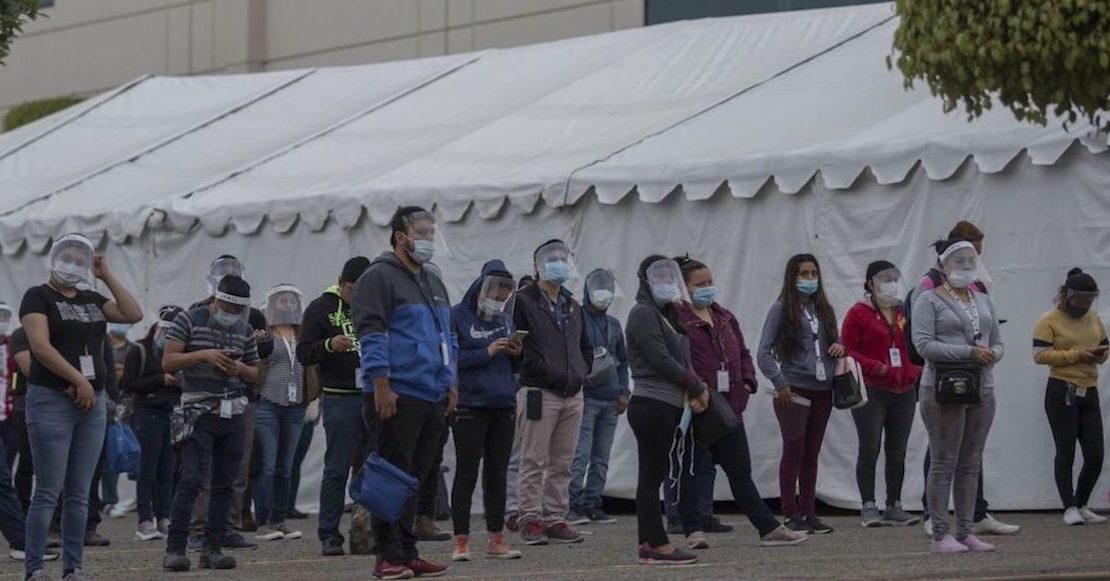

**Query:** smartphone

left=526, top=388, right=543, bottom=420
left=223, top=349, right=243, bottom=361
left=509, top=330, right=529, bottom=344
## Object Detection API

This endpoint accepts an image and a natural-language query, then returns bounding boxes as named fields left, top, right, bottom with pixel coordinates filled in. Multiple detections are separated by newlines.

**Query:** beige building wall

left=0, top=0, right=644, bottom=115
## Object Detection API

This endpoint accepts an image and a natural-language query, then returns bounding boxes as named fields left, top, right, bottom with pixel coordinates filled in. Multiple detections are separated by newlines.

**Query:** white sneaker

left=923, top=518, right=934, bottom=538
left=1064, top=507, right=1084, bottom=526
left=686, top=531, right=709, bottom=550
left=973, top=513, right=1021, bottom=535
left=9, top=550, right=59, bottom=561
left=1079, top=507, right=1107, bottom=524
left=108, top=504, right=129, bottom=519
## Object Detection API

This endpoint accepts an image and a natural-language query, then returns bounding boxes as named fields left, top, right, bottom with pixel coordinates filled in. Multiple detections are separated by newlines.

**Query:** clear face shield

left=940, top=243, right=987, bottom=290
left=400, top=211, right=437, bottom=265
left=585, top=269, right=623, bottom=311
left=477, top=275, right=515, bottom=319
left=0, top=303, right=11, bottom=336
left=207, top=256, right=244, bottom=297
left=870, top=268, right=903, bottom=307
left=266, top=285, right=304, bottom=327
left=1063, top=289, right=1100, bottom=318
left=48, top=234, right=95, bottom=289
left=535, top=241, right=580, bottom=287
left=211, top=288, right=251, bottom=331
left=646, top=259, right=689, bottom=306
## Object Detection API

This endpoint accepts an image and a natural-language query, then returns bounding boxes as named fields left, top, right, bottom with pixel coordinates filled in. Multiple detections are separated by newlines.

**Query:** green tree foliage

left=3, top=95, right=84, bottom=132
left=1, top=0, right=39, bottom=64
left=891, top=0, right=1110, bottom=131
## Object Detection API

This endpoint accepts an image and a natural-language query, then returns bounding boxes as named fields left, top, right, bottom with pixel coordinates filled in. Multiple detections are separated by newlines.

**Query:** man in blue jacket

left=353, top=206, right=458, bottom=580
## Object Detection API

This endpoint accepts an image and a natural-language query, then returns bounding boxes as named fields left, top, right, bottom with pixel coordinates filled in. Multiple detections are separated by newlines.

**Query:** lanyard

left=943, top=284, right=981, bottom=340
left=280, top=336, right=297, bottom=376
left=804, top=306, right=826, bottom=381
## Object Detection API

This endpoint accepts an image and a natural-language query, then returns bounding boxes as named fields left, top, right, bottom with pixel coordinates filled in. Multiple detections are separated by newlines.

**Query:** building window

left=646, top=0, right=888, bottom=25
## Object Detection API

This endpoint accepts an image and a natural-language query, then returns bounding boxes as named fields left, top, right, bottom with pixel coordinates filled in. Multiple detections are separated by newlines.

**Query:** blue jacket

left=353, top=252, right=458, bottom=403
left=582, top=277, right=630, bottom=402
left=451, top=260, right=517, bottom=409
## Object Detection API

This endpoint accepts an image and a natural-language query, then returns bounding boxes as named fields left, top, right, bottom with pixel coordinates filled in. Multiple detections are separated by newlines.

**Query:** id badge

left=288, top=381, right=298, bottom=403
left=717, top=369, right=731, bottom=393
left=219, top=399, right=233, bottom=419
left=441, top=341, right=451, bottom=367
left=1077, top=386, right=1089, bottom=399
left=79, top=355, right=96, bottom=379
left=889, top=348, right=903, bottom=368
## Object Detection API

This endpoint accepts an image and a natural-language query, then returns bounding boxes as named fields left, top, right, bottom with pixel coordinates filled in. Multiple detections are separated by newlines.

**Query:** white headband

left=214, top=291, right=251, bottom=306
left=939, top=240, right=976, bottom=264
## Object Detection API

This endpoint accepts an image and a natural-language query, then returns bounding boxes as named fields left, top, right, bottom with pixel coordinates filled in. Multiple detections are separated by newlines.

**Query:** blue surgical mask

left=410, top=239, right=435, bottom=264
left=652, top=283, right=681, bottom=304
left=212, top=309, right=240, bottom=328
left=107, top=323, right=130, bottom=338
left=544, top=261, right=571, bottom=285
left=691, top=286, right=717, bottom=308
left=796, top=278, right=819, bottom=296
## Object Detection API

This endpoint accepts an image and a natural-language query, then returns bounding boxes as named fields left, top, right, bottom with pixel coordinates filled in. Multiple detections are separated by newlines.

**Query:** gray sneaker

left=566, top=510, right=590, bottom=526
left=272, top=522, right=302, bottom=540
left=860, top=502, right=883, bottom=528
left=882, top=503, right=921, bottom=526
left=62, top=569, right=91, bottom=581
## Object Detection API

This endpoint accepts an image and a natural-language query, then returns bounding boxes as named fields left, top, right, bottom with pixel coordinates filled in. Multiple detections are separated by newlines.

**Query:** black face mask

left=1065, top=305, right=1090, bottom=319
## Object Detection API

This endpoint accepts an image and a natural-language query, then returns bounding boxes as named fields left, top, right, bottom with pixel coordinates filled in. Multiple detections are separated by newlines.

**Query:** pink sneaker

left=931, top=535, right=970, bottom=554
left=958, top=535, right=995, bottom=552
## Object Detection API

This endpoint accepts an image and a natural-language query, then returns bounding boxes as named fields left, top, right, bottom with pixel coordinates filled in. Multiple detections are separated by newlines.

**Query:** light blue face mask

left=652, top=283, right=681, bottom=304
left=544, top=261, right=571, bottom=285
left=410, top=239, right=435, bottom=264
left=212, top=309, right=240, bottom=328
left=107, top=323, right=131, bottom=338
left=691, top=286, right=717, bottom=308
left=796, top=278, right=820, bottom=296
left=678, top=405, right=693, bottom=435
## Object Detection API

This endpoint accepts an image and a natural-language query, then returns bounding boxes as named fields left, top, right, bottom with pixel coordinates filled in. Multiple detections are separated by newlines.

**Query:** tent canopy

left=0, top=2, right=1105, bottom=254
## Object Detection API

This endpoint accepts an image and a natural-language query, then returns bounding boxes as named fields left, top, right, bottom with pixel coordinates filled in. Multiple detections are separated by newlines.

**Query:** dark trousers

left=773, top=388, right=833, bottom=517
left=627, top=396, right=681, bottom=548
left=1045, top=379, right=1104, bottom=508
left=318, top=393, right=366, bottom=544
left=287, top=420, right=315, bottom=515
left=365, top=396, right=446, bottom=564
left=12, top=400, right=33, bottom=512
left=0, top=435, right=25, bottom=550
left=664, top=444, right=713, bottom=521
left=678, top=424, right=780, bottom=537
left=167, top=414, right=245, bottom=552
left=852, top=387, right=916, bottom=505
left=417, top=423, right=448, bottom=520
left=450, top=407, right=514, bottom=535
left=922, top=453, right=988, bottom=521
left=0, top=420, right=16, bottom=469
left=133, top=410, right=176, bottom=523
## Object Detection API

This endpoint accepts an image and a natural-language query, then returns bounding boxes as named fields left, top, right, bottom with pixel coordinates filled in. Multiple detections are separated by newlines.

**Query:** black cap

left=341, top=257, right=371, bottom=283
left=1065, top=268, right=1098, bottom=292
left=217, top=275, right=251, bottom=302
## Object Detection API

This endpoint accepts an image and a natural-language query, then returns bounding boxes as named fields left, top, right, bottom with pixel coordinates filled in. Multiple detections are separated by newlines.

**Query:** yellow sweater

left=1032, top=308, right=1108, bottom=387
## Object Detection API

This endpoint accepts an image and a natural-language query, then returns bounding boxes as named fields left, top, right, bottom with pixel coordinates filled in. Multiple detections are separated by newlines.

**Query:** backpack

left=903, top=270, right=944, bottom=366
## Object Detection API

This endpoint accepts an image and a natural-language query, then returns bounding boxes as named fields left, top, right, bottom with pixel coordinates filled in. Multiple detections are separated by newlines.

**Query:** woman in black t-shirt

left=18, top=234, right=142, bottom=579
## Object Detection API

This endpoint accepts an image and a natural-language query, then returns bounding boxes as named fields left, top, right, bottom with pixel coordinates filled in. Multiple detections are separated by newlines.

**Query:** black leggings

left=1045, top=379, right=1104, bottom=508
left=851, top=387, right=916, bottom=505
left=450, top=407, right=515, bottom=535
left=627, top=396, right=682, bottom=548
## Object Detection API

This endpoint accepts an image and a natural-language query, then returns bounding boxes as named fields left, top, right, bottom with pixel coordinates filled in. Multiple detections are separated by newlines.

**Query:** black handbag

left=934, top=360, right=982, bottom=404
left=832, top=357, right=866, bottom=410
left=692, top=390, right=739, bottom=445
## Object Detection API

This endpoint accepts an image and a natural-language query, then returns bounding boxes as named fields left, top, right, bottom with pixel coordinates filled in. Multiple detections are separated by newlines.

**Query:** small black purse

left=692, top=390, right=739, bottom=445
left=933, top=360, right=982, bottom=404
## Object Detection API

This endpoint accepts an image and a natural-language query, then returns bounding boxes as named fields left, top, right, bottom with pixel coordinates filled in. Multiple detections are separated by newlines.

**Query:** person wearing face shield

left=122, top=306, right=184, bottom=542
left=161, top=275, right=261, bottom=572
left=295, top=256, right=371, bottom=556
left=352, top=206, right=458, bottom=580
left=912, top=239, right=1005, bottom=554
left=1033, top=268, right=1109, bottom=526
left=18, top=233, right=143, bottom=580
left=840, top=261, right=922, bottom=528
left=446, top=260, right=523, bottom=562
left=509, top=239, right=592, bottom=548
left=566, top=269, right=629, bottom=528
left=757, top=254, right=845, bottom=535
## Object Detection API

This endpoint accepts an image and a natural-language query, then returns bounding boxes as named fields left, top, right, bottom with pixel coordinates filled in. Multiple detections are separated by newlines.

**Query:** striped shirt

left=166, top=307, right=259, bottom=398
left=259, top=335, right=304, bottom=406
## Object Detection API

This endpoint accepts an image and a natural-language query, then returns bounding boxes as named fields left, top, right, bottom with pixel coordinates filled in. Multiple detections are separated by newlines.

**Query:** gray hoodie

left=911, top=288, right=1004, bottom=398
left=757, top=300, right=836, bottom=392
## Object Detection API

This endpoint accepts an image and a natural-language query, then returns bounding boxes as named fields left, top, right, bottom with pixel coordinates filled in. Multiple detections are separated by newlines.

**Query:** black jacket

left=297, top=286, right=360, bottom=395
left=511, top=282, right=591, bottom=397
left=122, top=337, right=179, bottom=415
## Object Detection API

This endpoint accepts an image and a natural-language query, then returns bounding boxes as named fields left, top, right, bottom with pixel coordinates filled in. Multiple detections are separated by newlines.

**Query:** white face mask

left=947, top=269, right=976, bottom=289
left=876, top=281, right=902, bottom=306
left=589, top=290, right=614, bottom=310
left=0, top=322, right=9, bottom=337
left=481, top=298, right=506, bottom=316
left=52, top=261, right=87, bottom=287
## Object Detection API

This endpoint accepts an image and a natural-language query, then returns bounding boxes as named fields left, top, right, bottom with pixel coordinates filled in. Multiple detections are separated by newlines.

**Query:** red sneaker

left=405, top=558, right=448, bottom=578
left=373, top=561, right=414, bottom=580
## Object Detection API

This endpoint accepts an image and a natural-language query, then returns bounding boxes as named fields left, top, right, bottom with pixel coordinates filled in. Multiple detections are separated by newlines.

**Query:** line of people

left=0, top=214, right=1105, bottom=579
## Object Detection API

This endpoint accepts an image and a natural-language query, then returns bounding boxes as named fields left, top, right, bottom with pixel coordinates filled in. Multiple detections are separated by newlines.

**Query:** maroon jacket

left=676, top=302, right=757, bottom=417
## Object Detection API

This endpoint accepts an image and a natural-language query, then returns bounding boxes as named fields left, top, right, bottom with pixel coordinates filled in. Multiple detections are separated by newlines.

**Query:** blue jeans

left=288, top=419, right=315, bottom=515
left=569, top=398, right=619, bottom=512
left=24, top=387, right=106, bottom=574
left=318, top=393, right=366, bottom=544
left=167, top=413, right=245, bottom=552
left=663, top=442, right=714, bottom=520
left=0, top=433, right=25, bottom=551
left=253, top=400, right=305, bottom=526
left=132, top=410, right=175, bottom=523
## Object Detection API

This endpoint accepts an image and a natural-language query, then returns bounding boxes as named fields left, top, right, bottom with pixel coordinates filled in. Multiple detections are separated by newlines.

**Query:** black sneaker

left=83, top=531, right=111, bottom=547
left=162, top=551, right=191, bottom=572
left=222, top=532, right=258, bottom=550
left=587, top=508, right=617, bottom=524
left=638, top=543, right=698, bottom=566
left=665, top=518, right=683, bottom=535
left=805, top=515, right=834, bottom=535
left=784, top=515, right=813, bottom=534
left=288, top=509, right=309, bottom=520
left=199, top=549, right=237, bottom=570
left=322, top=538, right=346, bottom=557
left=702, top=516, right=734, bottom=534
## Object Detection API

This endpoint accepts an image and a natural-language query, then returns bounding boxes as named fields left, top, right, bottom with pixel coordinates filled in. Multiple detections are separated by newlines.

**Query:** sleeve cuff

left=770, top=373, right=787, bottom=390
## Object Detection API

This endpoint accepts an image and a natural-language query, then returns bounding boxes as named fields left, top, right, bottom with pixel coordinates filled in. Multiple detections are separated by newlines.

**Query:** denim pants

left=167, top=413, right=245, bottom=552
left=132, top=410, right=175, bottom=523
left=253, top=399, right=306, bottom=526
left=569, top=397, right=619, bottom=513
left=0, top=433, right=25, bottom=551
left=287, top=419, right=315, bottom=515
left=318, top=393, right=366, bottom=544
left=24, top=387, right=107, bottom=574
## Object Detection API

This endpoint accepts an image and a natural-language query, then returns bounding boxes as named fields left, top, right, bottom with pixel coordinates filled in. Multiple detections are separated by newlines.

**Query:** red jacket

left=840, top=299, right=921, bottom=394
left=676, top=303, right=758, bottom=417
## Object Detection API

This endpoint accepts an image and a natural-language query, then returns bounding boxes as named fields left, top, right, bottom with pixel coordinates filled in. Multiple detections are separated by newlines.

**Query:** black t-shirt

left=19, top=284, right=110, bottom=392
left=8, top=327, right=28, bottom=395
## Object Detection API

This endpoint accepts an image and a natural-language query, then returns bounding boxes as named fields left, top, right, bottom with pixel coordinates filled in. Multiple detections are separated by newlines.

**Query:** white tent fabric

left=1, top=2, right=1109, bottom=512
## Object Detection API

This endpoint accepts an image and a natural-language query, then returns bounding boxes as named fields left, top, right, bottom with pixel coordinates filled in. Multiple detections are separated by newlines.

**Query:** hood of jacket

left=461, top=259, right=512, bottom=316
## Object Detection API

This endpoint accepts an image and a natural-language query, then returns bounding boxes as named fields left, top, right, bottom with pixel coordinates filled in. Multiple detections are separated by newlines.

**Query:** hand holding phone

left=509, top=330, right=529, bottom=345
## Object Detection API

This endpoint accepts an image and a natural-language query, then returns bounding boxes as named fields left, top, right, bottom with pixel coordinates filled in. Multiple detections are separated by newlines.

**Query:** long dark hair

left=775, top=253, right=837, bottom=360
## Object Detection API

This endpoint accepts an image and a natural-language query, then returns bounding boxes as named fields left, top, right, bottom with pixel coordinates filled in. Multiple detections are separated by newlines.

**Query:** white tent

left=2, top=2, right=1108, bottom=512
